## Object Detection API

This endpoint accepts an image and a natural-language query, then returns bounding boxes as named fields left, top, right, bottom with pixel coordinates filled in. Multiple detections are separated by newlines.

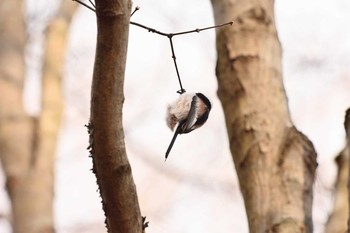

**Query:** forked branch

left=72, top=0, right=233, bottom=94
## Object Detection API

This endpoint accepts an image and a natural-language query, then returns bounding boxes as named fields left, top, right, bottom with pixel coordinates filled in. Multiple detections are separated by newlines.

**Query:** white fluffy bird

left=165, top=92, right=212, bottom=160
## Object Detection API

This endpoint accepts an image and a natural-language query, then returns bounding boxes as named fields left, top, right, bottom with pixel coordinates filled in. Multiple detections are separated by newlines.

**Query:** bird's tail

left=165, top=131, right=179, bottom=161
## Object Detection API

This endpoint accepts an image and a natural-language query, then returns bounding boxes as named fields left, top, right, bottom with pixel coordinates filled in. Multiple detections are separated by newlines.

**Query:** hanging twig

left=129, top=20, right=233, bottom=94
left=130, top=20, right=233, bottom=94
left=168, top=36, right=184, bottom=94
left=72, top=0, right=234, bottom=94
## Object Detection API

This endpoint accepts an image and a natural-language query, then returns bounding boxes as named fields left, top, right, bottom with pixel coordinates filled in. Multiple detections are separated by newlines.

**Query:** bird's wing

left=181, top=95, right=198, bottom=133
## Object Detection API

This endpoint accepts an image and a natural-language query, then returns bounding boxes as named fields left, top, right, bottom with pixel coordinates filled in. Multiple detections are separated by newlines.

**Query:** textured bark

left=210, top=0, right=317, bottom=232
left=88, top=0, right=143, bottom=232
left=324, top=148, right=348, bottom=233
left=0, top=0, right=75, bottom=232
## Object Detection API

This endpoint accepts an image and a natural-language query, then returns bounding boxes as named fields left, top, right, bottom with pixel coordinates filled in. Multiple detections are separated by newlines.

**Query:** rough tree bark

left=210, top=0, right=317, bottom=232
left=324, top=148, right=348, bottom=233
left=0, top=0, right=76, bottom=232
left=87, top=0, right=143, bottom=232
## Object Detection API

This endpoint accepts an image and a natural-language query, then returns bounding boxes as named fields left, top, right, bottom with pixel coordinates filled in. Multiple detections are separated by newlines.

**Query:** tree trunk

left=210, top=0, right=317, bottom=232
left=0, top=0, right=75, bottom=232
left=0, top=0, right=36, bottom=231
left=88, top=0, right=143, bottom=232
left=345, top=108, right=350, bottom=232
left=19, top=1, right=77, bottom=232
left=324, top=148, right=348, bottom=233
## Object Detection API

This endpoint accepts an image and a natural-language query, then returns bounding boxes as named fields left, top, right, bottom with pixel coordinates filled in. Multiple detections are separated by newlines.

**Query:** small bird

left=165, top=92, right=212, bottom=160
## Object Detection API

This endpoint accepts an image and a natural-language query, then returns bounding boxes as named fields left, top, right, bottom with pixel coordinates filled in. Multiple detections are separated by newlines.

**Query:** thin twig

left=130, top=21, right=168, bottom=36
left=131, top=6, right=140, bottom=17
left=130, top=21, right=233, bottom=38
left=88, top=0, right=95, bottom=8
left=168, top=36, right=185, bottom=94
left=130, top=21, right=233, bottom=93
left=72, top=0, right=233, bottom=94
left=73, top=0, right=96, bottom=12
left=172, top=21, right=234, bottom=36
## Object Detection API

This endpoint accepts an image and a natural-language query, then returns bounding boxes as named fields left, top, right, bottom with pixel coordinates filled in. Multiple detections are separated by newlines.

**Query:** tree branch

left=171, top=21, right=233, bottom=36
left=72, top=0, right=233, bottom=94
left=88, top=0, right=143, bottom=232
left=130, top=6, right=140, bottom=17
left=72, top=0, right=95, bottom=12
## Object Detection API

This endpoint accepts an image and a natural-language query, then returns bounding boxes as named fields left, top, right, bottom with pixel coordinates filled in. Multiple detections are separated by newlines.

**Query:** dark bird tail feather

left=165, top=131, right=179, bottom=161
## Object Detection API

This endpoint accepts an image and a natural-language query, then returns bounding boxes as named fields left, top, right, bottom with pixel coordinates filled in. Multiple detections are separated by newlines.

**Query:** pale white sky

left=1, top=0, right=350, bottom=232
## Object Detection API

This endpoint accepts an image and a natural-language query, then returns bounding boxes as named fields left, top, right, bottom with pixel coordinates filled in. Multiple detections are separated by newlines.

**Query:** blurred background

left=0, top=0, right=350, bottom=232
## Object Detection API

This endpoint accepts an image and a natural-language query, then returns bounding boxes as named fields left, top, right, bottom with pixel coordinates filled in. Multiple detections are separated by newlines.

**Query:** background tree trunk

left=324, top=148, right=348, bottom=233
left=345, top=108, right=350, bottom=232
left=210, top=0, right=317, bottom=232
left=0, top=0, right=76, bottom=232
left=88, top=0, right=143, bottom=232
left=0, top=0, right=37, bottom=231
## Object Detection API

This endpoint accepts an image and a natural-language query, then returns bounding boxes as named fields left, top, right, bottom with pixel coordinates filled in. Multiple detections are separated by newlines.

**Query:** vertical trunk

left=88, top=0, right=143, bottom=232
left=0, top=0, right=35, bottom=231
left=324, top=148, right=348, bottom=233
left=18, top=1, right=77, bottom=232
left=210, top=0, right=317, bottom=232
left=345, top=108, right=350, bottom=232
left=0, top=0, right=76, bottom=232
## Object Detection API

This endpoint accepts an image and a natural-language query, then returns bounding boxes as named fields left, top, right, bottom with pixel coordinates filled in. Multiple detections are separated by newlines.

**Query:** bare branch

left=172, top=21, right=234, bottom=36
left=130, top=20, right=234, bottom=38
left=88, top=0, right=95, bottom=8
left=131, top=6, right=140, bottom=17
left=130, top=21, right=168, bottom=36
left=72, top=0, right=96, bottom=12
left=130, top=21, right=233, bottom=93
left=72, top=0, right=233, bottom=94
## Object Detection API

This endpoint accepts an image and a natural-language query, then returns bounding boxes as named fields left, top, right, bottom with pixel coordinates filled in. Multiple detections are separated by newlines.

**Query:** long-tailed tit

left=165, top=93, right=212, bottom=160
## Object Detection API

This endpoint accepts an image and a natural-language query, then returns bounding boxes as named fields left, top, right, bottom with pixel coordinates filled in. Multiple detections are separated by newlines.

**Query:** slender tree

left=0, top=0, right=76, bottom=232
left=87, top=0, right=144, bottom=232
left=326, top=108, right=350, bottom=233
left=324, top=147, right=348, bottom=233
left=345, top=108, right=350, bottom=232
left=210, top=0, right=317, bottom=232
left=0, top=2, right=31, bottom=231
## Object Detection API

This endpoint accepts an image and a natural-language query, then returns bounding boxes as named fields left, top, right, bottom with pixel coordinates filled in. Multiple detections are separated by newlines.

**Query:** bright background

left=1, top=0, right=350, bottom=232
